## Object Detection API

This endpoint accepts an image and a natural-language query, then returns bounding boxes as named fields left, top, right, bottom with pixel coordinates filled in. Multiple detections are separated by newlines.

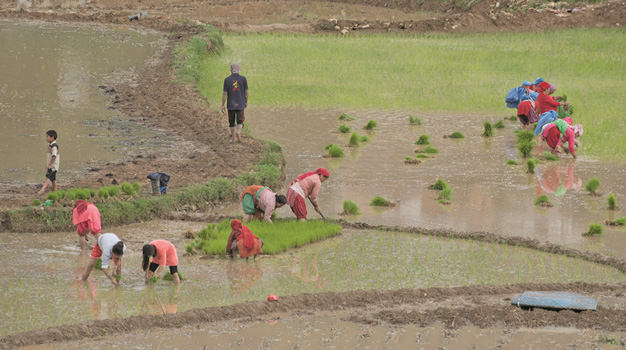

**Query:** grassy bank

left=197, top=29, right=626, bottom=159
left=0, top=140, right=284, bottom=233
left=187, top=219, right=343, bottom=256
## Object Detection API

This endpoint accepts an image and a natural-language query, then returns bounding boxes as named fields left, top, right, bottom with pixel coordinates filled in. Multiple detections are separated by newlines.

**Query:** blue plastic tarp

left=511, top=291, right=598, bottom=311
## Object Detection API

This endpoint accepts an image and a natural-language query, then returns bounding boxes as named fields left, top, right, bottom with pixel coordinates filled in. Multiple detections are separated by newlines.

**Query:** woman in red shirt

left=537, top=81, right=568, bottom=114
left=142, top=240, right=180, bottom=285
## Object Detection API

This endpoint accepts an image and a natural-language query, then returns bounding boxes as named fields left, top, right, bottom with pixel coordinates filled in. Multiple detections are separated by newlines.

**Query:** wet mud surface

left=1, top=1, right=626, bottom=348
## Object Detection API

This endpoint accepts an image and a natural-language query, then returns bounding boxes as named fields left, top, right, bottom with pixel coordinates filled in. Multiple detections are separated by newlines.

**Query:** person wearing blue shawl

left=534, top=110, right=558, bottom=136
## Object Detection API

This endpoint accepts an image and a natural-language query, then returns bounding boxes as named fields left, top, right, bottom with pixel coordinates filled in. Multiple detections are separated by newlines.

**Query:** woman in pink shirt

left=72, top=200, right=102, bottom=251
left=142, top=240, right=180, bottom=285
left=286, top=168, right=329, bottom=221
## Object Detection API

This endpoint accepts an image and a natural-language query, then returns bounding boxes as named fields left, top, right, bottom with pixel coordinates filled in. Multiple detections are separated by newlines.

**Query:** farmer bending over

left=82, top=233, right=126, bottom=285
left=226, top=219, right=263, bottom=260
left=286, top=168, right=329, bottom=221
left=241, top=185, right=286, bottom=223
left=142, top=240, right=181, bottom=286
left=72, top=199, right=101, bottom=251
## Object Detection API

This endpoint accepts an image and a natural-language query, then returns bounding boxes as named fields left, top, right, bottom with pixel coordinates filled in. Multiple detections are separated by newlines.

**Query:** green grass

left=527, top=159, right=537, bottom=173
left=596, top=334, right=624, bottom=346
left=370, top=196, right=393, bottom=206
left=415, top=154, right=430, bottom=159
left=515, top=130, right=535, bottom=144
left=584, top=178, right=600, bottom=194
left=31, top=199, right=41, bottom=206
left=338, top=113, right=355, bottom=121
left=198, top=30, right=626, bottom=159
left=607, top=193, right=619, bottom=210
left=535, top=194, right=552, bottom=206
left=584, top=223, right=604, bottom=236
left=325, top=143, right=346, bottom=157
left=508, top=115, right=518, bottom=121
left=415, top=135, right=430, bottom=145
left=431, top=178, right=449, bottom=191
left=338, top=124, right=351, bottom=133
left=94, top=258, right=102, bottom=270
left=409, top=116, right=422, bottom=125
left=348, top=133, right=361, bottom=147
left=616, top=218, right=626, bottom=226
left=364, top=120, right=378, bottom=130
left=360, top=135, right=370, bottom=142
left=421, top=146, right=439, bottom=154
left=448, top=131, right=465, bottom=139
left=188, top=219, right=342, bottom=256
left=505, top=159, right=518, bottom=165
left=342, top=200, right=360, bottom=215
left=162, top=271, right=186, bottom=281
left=493, top=120, right=505, bottom=129
left=482, top=121, right=493, bottom=137
left=541, top=152, right=559, bottom=161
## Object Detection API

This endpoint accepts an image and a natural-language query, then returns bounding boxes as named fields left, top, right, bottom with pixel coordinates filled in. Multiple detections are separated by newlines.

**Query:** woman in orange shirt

left=142, top=240, right=180, bottom=285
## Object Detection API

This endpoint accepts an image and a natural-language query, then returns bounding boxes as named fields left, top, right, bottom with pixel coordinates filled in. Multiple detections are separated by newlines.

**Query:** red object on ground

left=267, top=294, right=279, bottom=301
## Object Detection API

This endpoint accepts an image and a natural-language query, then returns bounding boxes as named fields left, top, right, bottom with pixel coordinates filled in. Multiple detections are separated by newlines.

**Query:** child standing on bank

left=37, top=130, right=60, bottom=195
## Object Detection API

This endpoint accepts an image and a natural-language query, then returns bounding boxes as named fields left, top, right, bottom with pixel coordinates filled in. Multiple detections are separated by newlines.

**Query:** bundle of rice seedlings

left=338, top=124, right=351, bottom=133
left=534, top=194, right=553, bottom=207
left=324, top=144, right=345, bottom=158
left=338, top=113, right=355, bottom=121
left=483, top=121, right=493, bottom=137
left=447, top=132, right=465, bottom=139
left=607, top=193, right=619, bottom=210
left=505, top=159, right=518, bottom=165
left=348, top=133, right=361, bottom=147
left=582, top=223, right=603, bottom=236
left=584, top=178, right=600, bottom=195
left=493, top=120, right=505, bottom=129
left=370, top=196, right=393, bottom=206
left=409, top=116, right=422, bottom=125
left=364, top=120, right=378, bottom=130
left=342, top=200, right=360, bottom=215
left=415, top=135, right=430, bottom=145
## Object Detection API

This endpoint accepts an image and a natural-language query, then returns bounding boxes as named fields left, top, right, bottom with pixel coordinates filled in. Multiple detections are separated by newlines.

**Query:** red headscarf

left=74, top=199, right=89, bottom=216
left=289, top=168, right=330, bottom=185
left=230, top=219, right=258, bottom=251
left=538, top=81, right=551, bottom=92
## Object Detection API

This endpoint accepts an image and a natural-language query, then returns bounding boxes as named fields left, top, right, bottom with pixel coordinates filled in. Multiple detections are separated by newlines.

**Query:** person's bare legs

left=37, top=179, right=51, bottom=195
left=229, top=127, right=236, bottom=143
left=172, top=272, right=181, bottom=286
left=52, top=180, right=57, bottom=192
left=79, top=236, right=86, bottom=251
left=236, top=124, right=243, bottom=142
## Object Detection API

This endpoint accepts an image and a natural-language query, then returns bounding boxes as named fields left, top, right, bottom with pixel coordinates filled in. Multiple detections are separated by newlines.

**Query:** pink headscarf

left=548, top=83, right=556, bottom=95
left=572, top=124, right=583, bottom=137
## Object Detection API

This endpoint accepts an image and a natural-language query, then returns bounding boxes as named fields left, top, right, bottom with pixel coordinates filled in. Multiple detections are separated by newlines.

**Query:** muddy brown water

left=240, top=107, right=626, bottom=259
left=0, top=21, right=163, bottom=183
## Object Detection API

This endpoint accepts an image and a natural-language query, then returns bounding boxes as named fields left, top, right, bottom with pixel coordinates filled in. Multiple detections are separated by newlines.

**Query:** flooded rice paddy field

left=1, top=220, right=623, bottom=337
left=0, top=21, right=165, bottom=183
left=243, top=107, right=626, bottom=259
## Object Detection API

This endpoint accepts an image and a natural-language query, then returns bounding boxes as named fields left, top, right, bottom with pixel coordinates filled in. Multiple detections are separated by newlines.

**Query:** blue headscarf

left=522, top=81, right=532, bottom=86
left=534, top=110, right=558, bottom=136
left=533, top=77, right=544, bottom=85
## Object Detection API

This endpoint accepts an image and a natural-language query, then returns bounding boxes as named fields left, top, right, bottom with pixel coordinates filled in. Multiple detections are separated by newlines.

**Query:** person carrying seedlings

left=221, top=63, right=248, bottom=143
left=72, top=199, right=102, bottom=251
left=286, top=168, right=329, bottom=221
left=537, top=81, right=568, bottom=115
left=541, top=117, right=583, bottom=159
left=241, top=185, right=287, bottom=223
left=82, top=233, right=126, bottom=285
left=142, top=240, right=180, bottom=285
left=37, top=130, right=60, bottom=195
left=226, top=219, right=263, bottom=260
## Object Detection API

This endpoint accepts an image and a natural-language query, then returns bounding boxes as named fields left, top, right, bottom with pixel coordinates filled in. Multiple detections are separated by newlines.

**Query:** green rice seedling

left=584, top=178, right=600, bottom=195
left=325, top=144, right=345, bottom=158
left=518, top=140, right=535, bottom=158
left=370, top=196, right=393, bottom=207
left=185, top=244, right=195, bottom=254
left=607, top=193, right=619, bottom=210
left=448, top=132, right=465, bottom=139
left=31, top=199, right=41, bottom=206
left=404, top=157, right=421, bottom=164
left=189, top=219, right=342, bottom=256
left=409, top=116, right=422, bottom=125
left=46, top=191, right=65, bottom=202
left=415, top=135, right=430, bottom=145
left=483, top=121, right=493, bottom=137
left=121, top=182, right=136, bottom=196
left=583, top=223, right=604, bottom=236
left=527, top=159, right=536, bottom=173
left=515, top=130, right=535, bottom=144
left=114, top=275, right=122, bottom=282
left=94, top=258, right=102, bottom=270
left=360, top=135, right=370, bottom=142
left=338, top=113, right=355, bottom=121
left=438, top=187, right=452, bottom=204
left=508, top=115, right=518, bottom=122
left=534, top=194, right=553, bottom=207
left=132, top=182, right=142, bottom=193
left=342, top=200, right=360, bottom=215
left=541, top=152, right=559, bottom=161
left=338, top=124, right=351, bottom=133
left=616, top=218, right=626, bottom=225
left=505, top=159, right=518, bottom=165
left=364, top=120, right=378, bottom=130
left=163, top=271, right=186, bottom=281
left=422, top=146, right=439, bottom=154
left=493, top=120, right=505, bottom=129
left=348, top=133, right=361, bottom=147
left=148, top=276, right=158, bottom=284
left=431, top=178, right=449, bottom=190
left=415, top=154, right=430, bottom=159
left=107, top=186, right=120, bottom=197
left=596, top=335, right=625, bottom=346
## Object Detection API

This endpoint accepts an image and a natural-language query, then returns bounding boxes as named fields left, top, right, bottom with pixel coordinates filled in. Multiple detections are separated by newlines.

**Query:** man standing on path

left=221, top=63, right=248, bottom=143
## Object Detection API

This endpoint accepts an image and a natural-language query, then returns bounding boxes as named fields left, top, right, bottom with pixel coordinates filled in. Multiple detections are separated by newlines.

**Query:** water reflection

left=535, top=161, right=582, bottom=197
left=225, top=260, right=263, bottom=296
